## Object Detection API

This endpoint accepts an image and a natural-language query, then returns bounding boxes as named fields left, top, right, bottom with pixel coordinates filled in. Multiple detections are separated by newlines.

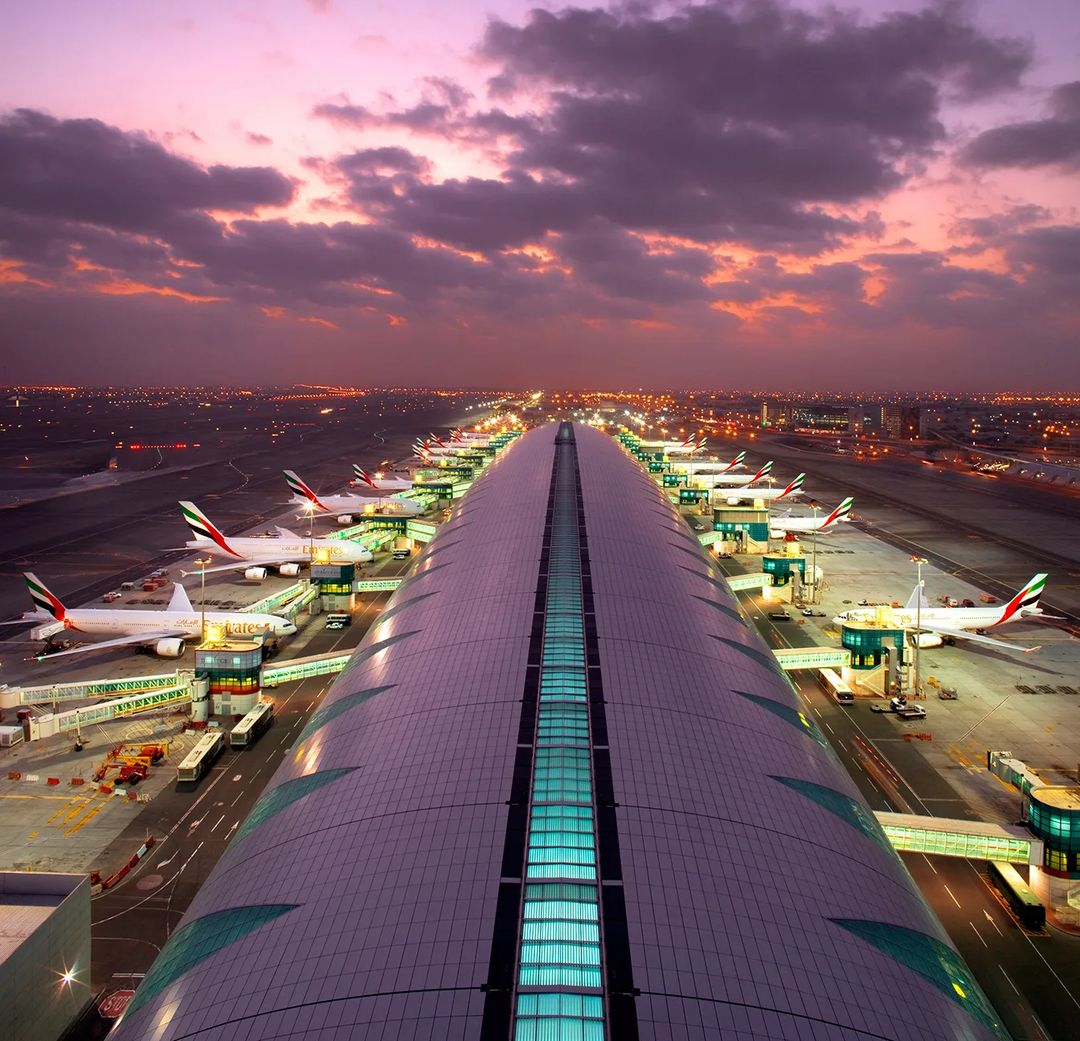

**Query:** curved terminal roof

left=114, top=422, right=1005, bottom=1041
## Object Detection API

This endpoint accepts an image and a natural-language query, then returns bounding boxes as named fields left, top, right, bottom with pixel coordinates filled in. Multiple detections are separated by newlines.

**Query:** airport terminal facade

left=114, top=423, right=1006, bottom=1041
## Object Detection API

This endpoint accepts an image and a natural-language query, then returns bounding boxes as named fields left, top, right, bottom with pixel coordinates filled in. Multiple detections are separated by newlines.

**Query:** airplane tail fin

left=821, top=497, right=854, bottom=528
left=168, top=583, right=193, bottom=613
left=996, top=574, right=1048, bottom=625
left=353, top=465, right=377, bottom=489
left=904, top=581, right=929, bottom=612
left=725, top=450, right=746, bottom=472
left=777, top=473, right=804, bottom=500
left=283, top=470, right=326, bottom=511
left=24, top=573, right=65, bottom=621
left=179, top=501, right=240, bottom=557
left=749, top=460, right=773, bottom=484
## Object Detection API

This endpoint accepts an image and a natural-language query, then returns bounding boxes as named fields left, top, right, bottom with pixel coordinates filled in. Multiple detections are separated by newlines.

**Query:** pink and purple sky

left=1, top=0, right=1077, bottom=389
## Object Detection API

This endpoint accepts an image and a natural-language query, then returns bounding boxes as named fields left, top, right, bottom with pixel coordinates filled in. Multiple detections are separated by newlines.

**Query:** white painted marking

left=1000, top=966, right=1020, bottom=994
left=157, top=854, right=176, bottom=869
left=921, top=854, right=938, bottom=875
left=969, top=922, right=988, bottom=948
left=209, top=813, right=226, bottom=833
left=179, top=841, right=204, bottom=875
left=983, top=910, right=1003, bottom=936
left=825, top=722, right=835, bottom=734
left=943, top=884, right=961, bottom=908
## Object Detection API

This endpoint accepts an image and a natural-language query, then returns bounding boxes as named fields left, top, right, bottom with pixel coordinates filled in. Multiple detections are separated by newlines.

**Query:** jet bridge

left=875, top=811, right=1041, bottom=866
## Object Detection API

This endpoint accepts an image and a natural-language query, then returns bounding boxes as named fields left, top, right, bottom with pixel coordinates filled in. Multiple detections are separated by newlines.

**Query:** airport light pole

left=304, top=502, right=316, bottom=562
left=809, top=502, right=821, bottom=605
left=912, top=556, right=928, bottom=698
left=196, top=556, right=212, bottom=643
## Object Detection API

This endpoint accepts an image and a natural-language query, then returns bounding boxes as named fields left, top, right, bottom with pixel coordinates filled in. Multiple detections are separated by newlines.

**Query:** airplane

left=413, top=438, right=459, bottom=459
left=639, top=435, right=707, bottom=456
left=177, top=501, right=373, bottom=578
left=713, top=473, right=804, bottom=504
left=284, top=471, right=422, bottom=519
left=449, top=429, right=492, bottom=445
left=693, top=461, right=774, bottom=488
left=832, top=574, right=1052, bottom=654
left=768, top=497, right=853, bottom=537
left=670, top=450, right=746, bottom=475
left=14, top=572, right=296, bottom=660
left=352, top=465, right=413, bottom=492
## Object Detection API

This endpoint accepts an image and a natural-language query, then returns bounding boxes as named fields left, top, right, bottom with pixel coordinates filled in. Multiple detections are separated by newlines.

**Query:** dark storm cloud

left=332, top=0, right=1028, bottom=255
left=950, top=204, right=1049, bottom=240
left=1007, top=225, right=1080, bottom=276
left=963, top=81, right=1080, bottom=169
left=0, top=109, right=295, bottom=233
left=556, top=221, right=714, bottom=303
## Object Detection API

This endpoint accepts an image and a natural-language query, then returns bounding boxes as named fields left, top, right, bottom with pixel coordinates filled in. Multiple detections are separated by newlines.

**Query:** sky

left=1, top=0, right=1078, bottom=390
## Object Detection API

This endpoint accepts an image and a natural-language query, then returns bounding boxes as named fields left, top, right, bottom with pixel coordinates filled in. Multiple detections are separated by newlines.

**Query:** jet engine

left=154, top=638, right=186, bottom=657
left=244, top=566, right=269, bottom=581
left=279, top=563, right=301, bottom=577
left=336, top=514, right=354, bottom=525
left=909, top=631, right=943, bottom=649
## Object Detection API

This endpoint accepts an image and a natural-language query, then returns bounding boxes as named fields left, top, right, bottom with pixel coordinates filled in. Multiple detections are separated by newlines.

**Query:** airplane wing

left=37, top=629, right=189, bottom=660
left=900, top=623, right=1040, bottom=654
left=179, top=557, right=306, bottom=577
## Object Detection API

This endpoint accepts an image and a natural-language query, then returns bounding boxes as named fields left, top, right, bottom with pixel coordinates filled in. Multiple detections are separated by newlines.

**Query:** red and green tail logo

left=724, top=451, right=746, bottom=472
left=748, top=460, right=773, bottom=484
left=777, top=473, right=805, bottom=500
left=283, top=470, right=327, bottom=511
left=822, top=497, right=854, bottom=527
left=24, top=572, right=65, bottom=620
left=353, top=465, right=377, bottom=488
left=996, top=574, right=1047, bottom=625
left=179, top=501, right=240, bottom=557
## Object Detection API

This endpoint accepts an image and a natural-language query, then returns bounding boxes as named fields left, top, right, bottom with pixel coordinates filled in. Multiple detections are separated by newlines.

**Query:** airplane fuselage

left=52, top=609, right=294, bottom=641
left=835, top=606, right=1025, bottom=630
left=185, top=537, right=372, bottom=564
left=311, top=493, right=421, bottom=516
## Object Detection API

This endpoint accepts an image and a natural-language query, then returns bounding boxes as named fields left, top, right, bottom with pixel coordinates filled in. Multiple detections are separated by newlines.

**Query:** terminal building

left=113, top=423, right=1007, bottom=1041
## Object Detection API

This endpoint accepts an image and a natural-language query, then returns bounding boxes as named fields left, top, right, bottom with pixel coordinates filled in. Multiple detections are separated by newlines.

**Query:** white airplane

left=769, top=497, right=853, bottom=537
left=670, top=450, right=746, bottom=475
left=352, top=465, right=413, bottom=492
left=641, top=435, right=708, bottom=456
left=694, top=461, right=774, bottom=488
left=832, top=574, right=1051, bottom=654
left=714, top=473, right=804, bottom=504
left=284, top=471, right=422, bottom=520
left=15, top=572, right=295, bottom=660
left=177, top=501, right=372, bottom=579
left=413, top=437, right=459, bottom=460
left=449, top=429, right=492, bottom=446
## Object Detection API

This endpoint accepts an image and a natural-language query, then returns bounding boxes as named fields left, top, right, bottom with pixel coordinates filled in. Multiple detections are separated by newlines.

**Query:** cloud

left=963, top=81, right=1080, bottom=169
left=329, top=0, right=1029, bottom=256
left=0, top=109, right=294, bottom=237
left=245, top=131, right=273, bottom=146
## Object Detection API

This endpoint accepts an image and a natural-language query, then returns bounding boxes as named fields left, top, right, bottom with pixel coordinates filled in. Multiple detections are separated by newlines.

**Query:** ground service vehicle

left=177, top=731, right=224, bottom=782
left=230, top=701, right=273, bottom=749
left=326, top=612, right=352, bottom=627
left=768, top=611, right=792, bottom=621
left=988, top=861, right=1045, bottom=929
left=818, top=668, right=854, bottom=705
